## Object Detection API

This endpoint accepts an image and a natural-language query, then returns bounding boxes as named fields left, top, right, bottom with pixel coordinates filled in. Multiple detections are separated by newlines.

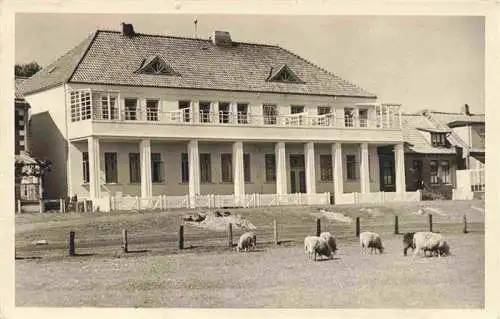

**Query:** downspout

left=63, top=83, right=72, bottom=199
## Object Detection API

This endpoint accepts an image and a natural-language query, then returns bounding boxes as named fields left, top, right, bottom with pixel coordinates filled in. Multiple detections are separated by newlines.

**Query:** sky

left=15, top=13, right=485, bottom=114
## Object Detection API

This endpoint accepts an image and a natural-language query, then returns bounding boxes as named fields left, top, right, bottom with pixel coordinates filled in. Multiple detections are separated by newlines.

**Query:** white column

left=140, top=139, right=152, bottom=198
left=188, top=140, right=200, bottom=207
left=360, top=143, right=370, bottom=194
left=332, top=143, right=343, bottom=200
left=395, top=143, right=406, bottom=193
left=275, top=142, right=287, bottom=195
left=233, top=141, right=245, bottom=205
left=88, top=136, right=101, bottom=200
left=304, top=142, right=316, bottom=194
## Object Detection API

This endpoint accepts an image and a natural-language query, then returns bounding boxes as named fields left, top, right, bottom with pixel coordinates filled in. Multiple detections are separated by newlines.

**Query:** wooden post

left=122, top=229, right=128, bottom=253
left=394, top=215, right=399, bottom=234
left=178, top=225, right=184, bottom=250
left=316, top=218, right=321, bottom=236
left=69, top=231, right=75, bottom=256
left=273, top=219, right=278, bottom=245
left=356, top=217, right=360, bottom=237
left=228, top=223, right=233, bottom=247
left=39, top=200, right=44, bottom=213
left=428, top=214, right=433, bottom=232
left=17, top=200, right=21, bottom=214
left=463, top=214, right=468, bottom=234
left=59, top=198, right=65, bottom=213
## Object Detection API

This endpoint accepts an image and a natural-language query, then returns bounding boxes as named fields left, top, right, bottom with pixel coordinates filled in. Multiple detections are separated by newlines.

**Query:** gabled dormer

left=136, top=55, right=179, bottom=76
left=267, top=64, right=304, bottom=84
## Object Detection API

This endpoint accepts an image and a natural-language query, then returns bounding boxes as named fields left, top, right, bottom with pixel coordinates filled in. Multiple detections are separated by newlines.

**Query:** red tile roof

left=21, top=30, right=376, bottom=98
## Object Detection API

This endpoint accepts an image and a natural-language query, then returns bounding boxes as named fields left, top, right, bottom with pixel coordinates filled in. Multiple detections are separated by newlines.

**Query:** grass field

left=15, top=200, right=485, bottom=308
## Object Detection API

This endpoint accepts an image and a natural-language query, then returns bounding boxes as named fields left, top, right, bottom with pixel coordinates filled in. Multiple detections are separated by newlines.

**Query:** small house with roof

left=19, top=23, right=420, bottom=211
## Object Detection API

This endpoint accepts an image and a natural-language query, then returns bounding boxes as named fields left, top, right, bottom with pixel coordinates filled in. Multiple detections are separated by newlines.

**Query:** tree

left=15, top=61, right=41, bottom=77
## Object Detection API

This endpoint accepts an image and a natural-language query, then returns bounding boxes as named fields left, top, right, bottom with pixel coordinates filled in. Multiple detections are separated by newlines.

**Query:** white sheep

left=319, top=232, right=337, bottom=255
left=304, top=235, right=333, bottom=261
left=236, top=231, right=257, bottom=252
left=412, top=231, right=450, bottom=259
left=359, top=231, right=384, bottom=254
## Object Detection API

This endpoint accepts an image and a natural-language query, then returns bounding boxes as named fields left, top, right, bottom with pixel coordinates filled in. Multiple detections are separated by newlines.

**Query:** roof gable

left=267, top=64, right=304, bottom=84
left=136, top=55, right=179, bottom=76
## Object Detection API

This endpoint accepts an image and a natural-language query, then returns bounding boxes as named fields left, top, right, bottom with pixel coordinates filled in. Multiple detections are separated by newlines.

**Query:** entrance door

left=290, top=154, right=306, bottom=193
left=412, top=160, right=423, bottom=189
left=378, top=146, right=396, bottom=192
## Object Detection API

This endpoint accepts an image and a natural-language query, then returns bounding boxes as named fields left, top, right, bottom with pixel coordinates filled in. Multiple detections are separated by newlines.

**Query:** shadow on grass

left=126, top=249, right=149, bottom=254
left=71, top=253, right=95, bottom=257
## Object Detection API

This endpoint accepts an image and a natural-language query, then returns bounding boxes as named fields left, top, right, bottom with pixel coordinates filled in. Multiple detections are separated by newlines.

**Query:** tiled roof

left=428, top=111, right=485, bottom=127
left=21, top=30, right=376, bottom=98
left=19, top=32, right=97, bottom=95
left=401, top=113, right=456, bottom=154
left=15, top=77, right=29, bottom=101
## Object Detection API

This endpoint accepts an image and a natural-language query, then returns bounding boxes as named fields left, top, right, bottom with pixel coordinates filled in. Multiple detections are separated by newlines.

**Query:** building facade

left=20, top=24, right=420, bottom=210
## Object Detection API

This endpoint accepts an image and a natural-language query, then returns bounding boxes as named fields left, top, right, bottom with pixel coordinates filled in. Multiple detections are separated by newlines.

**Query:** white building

left=20, top=24, right=420, bottom=211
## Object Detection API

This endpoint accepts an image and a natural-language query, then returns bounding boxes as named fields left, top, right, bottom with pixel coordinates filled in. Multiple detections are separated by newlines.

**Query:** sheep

left=319, top=232, right=337, bottom=255
left=412, top=231, right=449, bottom=259
left=304, top=236, right=333, bottom=261
left=236, top=231, right=257, bottom=252
left=359, top=231, right=384, bottom=254
left=402, top=232, right=416, bottom=256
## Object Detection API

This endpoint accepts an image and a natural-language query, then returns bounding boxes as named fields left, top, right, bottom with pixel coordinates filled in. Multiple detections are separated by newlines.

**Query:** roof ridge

left=276, top=45, right=377, bottom=98
left=67, top=31, right=100, bottom=83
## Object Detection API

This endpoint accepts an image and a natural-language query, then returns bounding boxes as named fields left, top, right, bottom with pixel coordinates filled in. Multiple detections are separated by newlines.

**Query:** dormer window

left=136, top=56, right=179, bottom=76
left=431, top=133, right=448, bottom=147
left=267, top=64, right=304, bottom=84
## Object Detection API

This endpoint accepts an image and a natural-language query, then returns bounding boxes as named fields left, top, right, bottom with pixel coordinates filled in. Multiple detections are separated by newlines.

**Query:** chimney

left=121, top=22, right=135, bottom=37
left=212, top=30, right=232, bottom=46
left=462, top=104, right=472, bottom=116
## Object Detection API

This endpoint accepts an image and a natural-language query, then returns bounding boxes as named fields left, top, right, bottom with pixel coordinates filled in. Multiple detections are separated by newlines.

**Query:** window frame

left=129, top=153, right=141, bottom=184
left=124, top=98, right=138, bottom=121
left=346, top=154, right=357, bottom=181
left=221, top=153, right=233, bottom=183
left=151, top=152, right=164, bottom=183
left=244, top=153, right=251, bottom=183
left=440, top=160, right=450, bottom=184
left=430, top=160, right=439, bottom=184
left=181, top=153, right=189, bottom=183
left=82, top=152, right=90, bottom=184
left=104, top=152, right=118, bottom=184
left=146, top=99, right=160, bottom=122
left=319, top=154, right=333, bottom=182
left=200, top=153, right=212, bottom=183
left=265, top=154, right=276, bottom=182
left=263, top=104, right=278, bottom=125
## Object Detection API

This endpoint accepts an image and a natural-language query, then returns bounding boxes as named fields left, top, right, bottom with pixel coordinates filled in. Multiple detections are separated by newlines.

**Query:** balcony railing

left=90, top=108, right=401, bottom=129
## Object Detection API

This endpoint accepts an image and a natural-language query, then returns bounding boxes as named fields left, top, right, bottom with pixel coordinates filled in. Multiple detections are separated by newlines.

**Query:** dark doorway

left=290, top=154, right=306, bottom=193
left=412, top=160, right=423, bottom=189
left=378, top=146, right=396, bottom=192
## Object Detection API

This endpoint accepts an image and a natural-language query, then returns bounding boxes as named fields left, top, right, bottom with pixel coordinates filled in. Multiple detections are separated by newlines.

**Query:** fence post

left=178, top=225, right=184, bottom=250
left=394, top=215, right=399, bottom=234
left=59, top=198, right=64, bottom=213
left=122, top=229, right=128, bottom=253
left=83, top=200, right=88, bottom=213
left=463, top=214, right=468, bottom=234
left=39, top=200, right=44, bottom=213
left=428, top=214, right=433, bottom=232
left=228, top=223, right=233, bottom=247
left=316, top=218, right=321, bottom=236
left=17, top=200, right=21, bottom=214
left=356, top=217, right=360, bottom=237
left=69, top=231, right=75, bottom=256
left=274, top=218, right=279, bottom=245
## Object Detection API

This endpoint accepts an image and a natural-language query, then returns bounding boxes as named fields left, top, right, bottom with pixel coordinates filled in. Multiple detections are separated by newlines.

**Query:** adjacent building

left=19, top=24, right=420, bottom=211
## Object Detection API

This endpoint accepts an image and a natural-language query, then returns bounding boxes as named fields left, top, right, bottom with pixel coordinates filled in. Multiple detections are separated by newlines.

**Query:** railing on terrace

left=90, top=108, right=401, bottom=129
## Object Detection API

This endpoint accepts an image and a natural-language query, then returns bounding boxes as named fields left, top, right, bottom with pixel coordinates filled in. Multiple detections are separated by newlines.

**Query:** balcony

left=67, top=89, right=402, bottom=142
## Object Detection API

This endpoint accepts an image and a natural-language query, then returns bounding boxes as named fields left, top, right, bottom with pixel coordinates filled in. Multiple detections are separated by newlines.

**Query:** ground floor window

left=265, top=154, right=276, bottom=182
left=244, top=153, right=251, bottom=182
left=440, top=160, right=450, bottom=184
left=82, top=152, right=89, bottom=184
left=151, top=153, right=164, bottom=183
left=129, top=153, right=140, bottom=183
left=320, top=154, right=333, bottom=181
left=346, top=154, right=357, bottom=180
left=430, top=160, right=438, bottom=184
left=221, top=153, right=232, bottom=182
left=181, top=153, right=189, bottom=183
left=200, top=153, right=212, bottom=183
left=105, top=152, right=118, bottom=183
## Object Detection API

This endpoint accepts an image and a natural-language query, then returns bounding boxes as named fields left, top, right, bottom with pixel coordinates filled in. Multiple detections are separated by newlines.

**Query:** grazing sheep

left=403, top=232, right=416, bottom=256
left=304, top=236, right=333, bottom=261
left=359, top=231, right=384, bottom=254
left=236, top=231, right=257, bottom=252
left=319, top=232, right=337, bottom=255
left=412, top=231, right=449, bottom=259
